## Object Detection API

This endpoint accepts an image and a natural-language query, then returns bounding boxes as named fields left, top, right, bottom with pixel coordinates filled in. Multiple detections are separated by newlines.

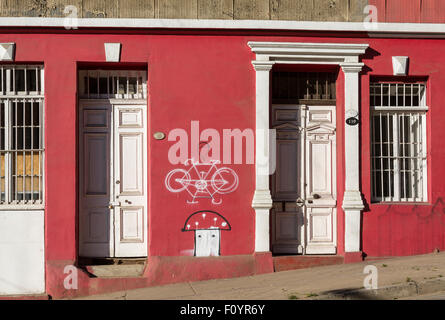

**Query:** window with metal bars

left=0, top=65, right=44, bottom=207
left=370, top=82, right=428, bottom=203
left=78, top=70, right=147, bottom=99
left=272, top=71, right=336, bottom=104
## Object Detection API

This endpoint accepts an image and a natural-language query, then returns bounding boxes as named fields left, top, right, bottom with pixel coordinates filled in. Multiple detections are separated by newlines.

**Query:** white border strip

left=0, top=17, right=445, bottom=35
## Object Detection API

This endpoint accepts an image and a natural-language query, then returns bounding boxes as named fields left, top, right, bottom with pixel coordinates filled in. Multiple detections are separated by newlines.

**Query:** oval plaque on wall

left=346, top=117, right=359, bottom=126
left=153, top=132, right=166, bottom=140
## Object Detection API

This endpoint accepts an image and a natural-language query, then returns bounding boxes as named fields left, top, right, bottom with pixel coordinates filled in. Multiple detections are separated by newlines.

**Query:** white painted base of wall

left=0, top=211, right=45, bottom=295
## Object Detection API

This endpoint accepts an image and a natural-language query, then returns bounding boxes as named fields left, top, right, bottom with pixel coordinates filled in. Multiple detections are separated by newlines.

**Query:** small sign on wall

left=346, top=117, right=359, bottom=126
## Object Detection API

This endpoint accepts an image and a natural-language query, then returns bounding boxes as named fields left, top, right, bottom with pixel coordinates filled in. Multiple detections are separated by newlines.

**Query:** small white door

left=195, top=230, right=220, bottom=257
left=304, top=105, right=337, bottom=254
left=79, top=102, right=148, bottom=258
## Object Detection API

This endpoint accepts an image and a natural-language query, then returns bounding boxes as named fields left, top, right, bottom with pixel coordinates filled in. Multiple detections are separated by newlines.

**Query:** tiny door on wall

left=195, top=229, right=220, bottom=257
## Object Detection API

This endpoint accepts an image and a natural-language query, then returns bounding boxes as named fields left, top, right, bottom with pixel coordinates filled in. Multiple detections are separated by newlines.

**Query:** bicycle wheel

left=165, top=169, right=191, bottom=193
left=211, top=167, right=239, bottom=194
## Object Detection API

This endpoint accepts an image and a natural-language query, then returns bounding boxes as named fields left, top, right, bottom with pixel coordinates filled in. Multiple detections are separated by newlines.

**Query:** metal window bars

left=370, top=82, right=428, bottom=203
left=78, top=70, right=147, bottom=100
left=0, top=65, right=44, bottom=206
left=272, top=71, right=336, bottom=103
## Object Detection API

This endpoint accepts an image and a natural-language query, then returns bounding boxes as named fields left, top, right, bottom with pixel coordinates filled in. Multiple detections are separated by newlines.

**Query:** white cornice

left=248, top=42, right=369, bottom=57
left=249, top=41, right=369, bottom=66
left=0, top=17, right=445, bottom=37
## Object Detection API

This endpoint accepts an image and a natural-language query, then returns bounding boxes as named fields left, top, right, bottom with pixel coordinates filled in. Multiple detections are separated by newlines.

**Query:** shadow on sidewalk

left=319, top=288, right=384, bottom=300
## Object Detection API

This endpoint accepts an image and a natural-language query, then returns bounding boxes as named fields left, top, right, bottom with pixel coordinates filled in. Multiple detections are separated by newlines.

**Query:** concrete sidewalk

left=74, top=252, right=445, bottom=300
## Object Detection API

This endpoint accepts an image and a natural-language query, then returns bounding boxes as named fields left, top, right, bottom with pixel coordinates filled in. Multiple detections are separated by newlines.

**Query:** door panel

left=119, top=207, right=144, bottom=242
left=119, top=133, right=143, bottom=195
left=307, top=138, right=332, bottom=196
left=84, top=134, right=109, bottom=195
left=79, top=102, right=147, bottom=258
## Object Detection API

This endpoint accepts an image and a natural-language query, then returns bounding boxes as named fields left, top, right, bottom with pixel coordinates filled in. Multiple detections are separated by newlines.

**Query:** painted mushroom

left=182, top=211, right=231, bottom=257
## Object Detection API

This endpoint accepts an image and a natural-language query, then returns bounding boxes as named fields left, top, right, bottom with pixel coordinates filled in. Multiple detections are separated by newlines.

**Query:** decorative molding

left=392, top=56, right=409, bottom=76
left=252, top=61, right=274, bottom=71
left=340, top=62, right=365, bottom=73
left=1, top=18, right=445, bottom=37
left=104, top=43, right=121, bottom=62
left=249, top=42, right=369, bottom=58
left=249, top=42, right=368, bottom=66
left=342, top=190, right=365, bottom=211
left=251, top=190, right=273, bottom=210
left=0, top=43, right=15, bottom=61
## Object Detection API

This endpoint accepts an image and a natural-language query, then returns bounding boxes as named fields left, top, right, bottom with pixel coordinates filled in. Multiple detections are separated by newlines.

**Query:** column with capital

left=340, top=62, right=365, bottom=263
left=251, top=60, right=274, bottom=253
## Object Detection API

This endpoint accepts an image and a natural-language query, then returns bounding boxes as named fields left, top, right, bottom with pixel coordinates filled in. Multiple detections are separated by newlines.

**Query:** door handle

left=313, top=194, right=321, bottom=199
left=108, top=201, right=121, bottom=209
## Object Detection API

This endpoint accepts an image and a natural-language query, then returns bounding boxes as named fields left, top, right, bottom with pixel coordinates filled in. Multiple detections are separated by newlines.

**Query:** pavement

left=404, top=291, right=445, bottom=300
left=74, top=252, right=445, bottom=300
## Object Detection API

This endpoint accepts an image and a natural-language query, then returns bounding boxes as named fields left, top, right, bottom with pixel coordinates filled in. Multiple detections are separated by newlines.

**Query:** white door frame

left=78, top=99, right=148, bottom=258
left=248, top=41, right=368, bottom=254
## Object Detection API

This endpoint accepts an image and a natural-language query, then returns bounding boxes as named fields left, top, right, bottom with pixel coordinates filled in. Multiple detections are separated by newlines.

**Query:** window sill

left=0, top=204, right=44, bottom=210
left=370, top=202, right=430, bottom=206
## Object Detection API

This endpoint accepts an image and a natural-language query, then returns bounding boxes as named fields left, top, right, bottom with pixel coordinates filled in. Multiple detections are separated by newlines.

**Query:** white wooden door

left=112, top=105, right=148, bottom=257
left=79, top=101, right=147, bottom=258
left=304, top=105, right=337, bottom=254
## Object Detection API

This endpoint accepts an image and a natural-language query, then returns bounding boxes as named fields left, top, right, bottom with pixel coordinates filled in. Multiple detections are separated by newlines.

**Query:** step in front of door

left=85, top=264, right=146, bottom=278
left=273, top=255, right=344, bottom=272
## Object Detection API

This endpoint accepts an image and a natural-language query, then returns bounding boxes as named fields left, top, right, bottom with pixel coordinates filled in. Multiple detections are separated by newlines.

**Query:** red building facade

left=1, top=12, right=445, bottom=298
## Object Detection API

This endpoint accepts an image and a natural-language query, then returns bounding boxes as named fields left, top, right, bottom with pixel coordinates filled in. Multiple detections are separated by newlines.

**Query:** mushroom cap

left=182, top=210, right=231, bottom=232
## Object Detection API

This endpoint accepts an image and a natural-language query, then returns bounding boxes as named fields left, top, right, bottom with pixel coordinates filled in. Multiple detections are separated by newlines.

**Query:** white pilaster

left=251, top=60, right=274, bottom=253
left=340, top=62, right=365, bottom=253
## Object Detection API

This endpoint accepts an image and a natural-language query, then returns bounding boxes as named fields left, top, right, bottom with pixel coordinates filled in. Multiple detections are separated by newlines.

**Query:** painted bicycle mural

left=165, top=159, right=239, bottom=204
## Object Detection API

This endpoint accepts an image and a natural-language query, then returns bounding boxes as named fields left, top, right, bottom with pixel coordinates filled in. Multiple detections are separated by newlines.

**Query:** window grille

left=0, top=65, right=44, bottom=206
left=78, top=70, right=147, bottom=99
left=370, top=82, right=428, bottom=203
left=272, top=72, right=336, bottom=104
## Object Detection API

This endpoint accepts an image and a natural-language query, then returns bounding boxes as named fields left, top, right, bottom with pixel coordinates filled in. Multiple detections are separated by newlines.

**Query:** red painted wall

left=1, top=28, right=445, bottom=296
left=370, top=0, right=445, bottom=23
left=361, top=37, right=445, bottom=257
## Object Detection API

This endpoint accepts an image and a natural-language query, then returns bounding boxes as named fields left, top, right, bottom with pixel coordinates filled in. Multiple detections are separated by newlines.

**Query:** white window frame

left=370, top=82, right=428, bottom=203
left=0, top=65, right=45, bottom=210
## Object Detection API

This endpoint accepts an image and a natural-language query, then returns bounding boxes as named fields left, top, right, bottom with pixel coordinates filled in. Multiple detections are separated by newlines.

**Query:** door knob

left=313, top=194, right=321, bottom=199
left=108, top=204, right=114, bottom=209
left=296, top=198, right=305, bottom=207
left=116, top=180, right=120, bottom=184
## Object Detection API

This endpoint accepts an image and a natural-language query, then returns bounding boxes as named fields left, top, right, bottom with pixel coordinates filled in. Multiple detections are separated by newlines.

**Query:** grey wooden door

left=271, top=105, right=305, bottom=254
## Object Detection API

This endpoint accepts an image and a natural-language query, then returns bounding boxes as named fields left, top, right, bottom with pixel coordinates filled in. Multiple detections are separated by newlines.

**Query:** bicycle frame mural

left=165, top=159, right=239, bottom=205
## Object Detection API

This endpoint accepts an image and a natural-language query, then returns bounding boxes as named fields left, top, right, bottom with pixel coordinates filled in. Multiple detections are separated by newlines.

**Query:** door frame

left=249, top=41, right=368, bottom=255
left=78, top=98, right=148, bottom=258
